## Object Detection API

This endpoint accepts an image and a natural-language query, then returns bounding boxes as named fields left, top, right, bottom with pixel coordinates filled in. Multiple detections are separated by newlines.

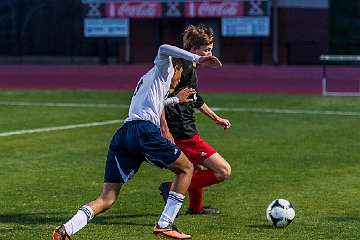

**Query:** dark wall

left=0, top=1, right=329, bottom=65
left=279, top=7, right=328, bottom=64
left=0, top=0, right=80, bottom=56
left=222, top=37, right=267, bottom=64
left=130, top=19, right=159, bottom=63
left=0, top=0, right=123, bottom=62
left=0, top=1, right=17, bottom=55
left=222, top=8, right=328, bottom=64
left=329, top=0, right=360, bottom=55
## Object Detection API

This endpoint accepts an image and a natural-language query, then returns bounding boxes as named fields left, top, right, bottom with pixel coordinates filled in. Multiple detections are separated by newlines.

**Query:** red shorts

left=175, top=134, right=217, bottom=165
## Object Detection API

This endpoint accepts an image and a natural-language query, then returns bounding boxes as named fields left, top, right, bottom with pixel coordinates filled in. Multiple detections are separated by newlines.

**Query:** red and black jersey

left=165, top=59, right=205, bottom=140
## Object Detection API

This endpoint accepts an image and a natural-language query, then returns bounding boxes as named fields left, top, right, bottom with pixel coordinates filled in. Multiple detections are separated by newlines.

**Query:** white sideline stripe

left=1, top=101, right=360, bottom=117
left=1, top=105, right=359, bottom=137
left=0, top=101, right=128, bottom=108
left=0, top=120, right=122, bottom=137
left=211, top=107, right=360, bottom=117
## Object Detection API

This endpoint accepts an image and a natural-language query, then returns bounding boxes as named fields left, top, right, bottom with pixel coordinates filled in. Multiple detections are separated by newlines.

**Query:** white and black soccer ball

left=266, top=199, right=295, bottom=227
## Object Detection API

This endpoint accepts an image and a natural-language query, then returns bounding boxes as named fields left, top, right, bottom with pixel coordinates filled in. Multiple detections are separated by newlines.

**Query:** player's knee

left=183, top=161, right=194, bottom=176
left=169, top=154, right=193, bottom=175
left=215, top=164, right=231, bottom=182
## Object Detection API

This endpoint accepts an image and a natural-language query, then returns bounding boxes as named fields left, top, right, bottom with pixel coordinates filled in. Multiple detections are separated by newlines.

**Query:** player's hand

left=177, top=87, right=196, bottom=103
left=198, top=56, right=222, bottom=68
left=215, top=117, right=231, bottom=130
left=161, top=127, right=175, bottom=144
left=195, top=164, right=208, bottom=171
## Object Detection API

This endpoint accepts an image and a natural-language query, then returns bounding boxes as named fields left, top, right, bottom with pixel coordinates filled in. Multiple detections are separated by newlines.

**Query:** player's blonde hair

left=183, top=24, right=214, bottom=51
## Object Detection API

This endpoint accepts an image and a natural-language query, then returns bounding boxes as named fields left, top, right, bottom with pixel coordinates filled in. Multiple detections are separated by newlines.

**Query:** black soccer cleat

left=186, top=206, right=220, bottom=215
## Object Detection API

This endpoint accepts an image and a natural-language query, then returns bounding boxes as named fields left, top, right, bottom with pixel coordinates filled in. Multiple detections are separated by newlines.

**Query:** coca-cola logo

left=107, top=3, right=161, bottom=18
left=198, top=2, right=239, bottom=16
left=185, top=2, right=243, bottom=17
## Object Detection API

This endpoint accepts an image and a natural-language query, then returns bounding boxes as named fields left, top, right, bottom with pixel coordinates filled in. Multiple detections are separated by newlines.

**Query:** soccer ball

left=266, top=199, right=295, bottom=227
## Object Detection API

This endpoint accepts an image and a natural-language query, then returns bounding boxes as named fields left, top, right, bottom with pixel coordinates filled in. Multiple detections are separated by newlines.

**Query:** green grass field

left=1, top=89, right=360, bottom=240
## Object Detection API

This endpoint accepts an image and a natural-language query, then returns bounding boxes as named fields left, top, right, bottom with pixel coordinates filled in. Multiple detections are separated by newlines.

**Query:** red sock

left=187, top=170, right=218, bottom=212
left=188, top=170, right=218, bottom=190
left=188, top=188, right=203, bottom=213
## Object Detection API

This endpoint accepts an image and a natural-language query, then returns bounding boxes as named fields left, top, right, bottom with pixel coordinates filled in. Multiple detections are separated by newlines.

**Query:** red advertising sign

left=105, top=2, right=162, bottom=18
left=185, top=1, right=244, bottom=18
left=84, top=1, right=270, bottom=19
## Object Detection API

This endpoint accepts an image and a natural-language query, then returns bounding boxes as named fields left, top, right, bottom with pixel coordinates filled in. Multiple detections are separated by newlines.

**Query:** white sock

left=64, top=205, right=94, bottom=236
left=157, top=191, right=185, bottom=228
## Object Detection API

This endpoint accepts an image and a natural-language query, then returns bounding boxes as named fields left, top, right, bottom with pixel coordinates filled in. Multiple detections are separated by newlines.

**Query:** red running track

left=0, top=64, right=359, bottom=94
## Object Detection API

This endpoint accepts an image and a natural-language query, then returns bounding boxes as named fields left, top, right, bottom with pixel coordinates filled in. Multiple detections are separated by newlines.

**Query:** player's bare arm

left=161, top=88, right=196, bottom=143
left=199, top=103, right=231, bottom=129
left=198, top=56, right=222, bottom=68
left=160, top=110, right=175, bottom=144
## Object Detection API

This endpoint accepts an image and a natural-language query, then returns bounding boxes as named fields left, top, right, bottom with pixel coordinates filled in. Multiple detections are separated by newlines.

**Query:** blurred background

left=0, top=0, right=359, bottom=95
left=1, top=0, right=358, bottom=65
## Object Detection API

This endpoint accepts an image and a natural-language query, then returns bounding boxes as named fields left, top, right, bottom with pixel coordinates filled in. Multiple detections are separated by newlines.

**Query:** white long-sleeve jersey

left=125, top=44, right=200, bottom=127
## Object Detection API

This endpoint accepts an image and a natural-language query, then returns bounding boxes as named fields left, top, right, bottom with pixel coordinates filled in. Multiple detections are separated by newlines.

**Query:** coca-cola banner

left=83, top=1, right=270, bottom=19
left=185, top=1, right=244, bottom=18
left=105, top=2, right=162, bottom=18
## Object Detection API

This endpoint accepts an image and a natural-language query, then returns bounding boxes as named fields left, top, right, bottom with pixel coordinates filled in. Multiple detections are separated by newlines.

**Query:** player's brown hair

left=183, top=24, right=214, bottom=51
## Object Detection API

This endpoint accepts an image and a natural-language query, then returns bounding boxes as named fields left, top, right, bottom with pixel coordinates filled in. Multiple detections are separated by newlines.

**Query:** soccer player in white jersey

left=51, top=44, right=221, bottom=240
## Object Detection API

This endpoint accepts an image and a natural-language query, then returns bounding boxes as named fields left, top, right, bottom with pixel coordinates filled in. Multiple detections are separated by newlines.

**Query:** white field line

left=0, top=120, right=122, bottom=137
left=1, top=101, right=360, bottom=137
left=0, top=101, right=128, bottom=109
left=1, top=100, right=360, bottom=117
left=211, top=107, right=360, bottom=117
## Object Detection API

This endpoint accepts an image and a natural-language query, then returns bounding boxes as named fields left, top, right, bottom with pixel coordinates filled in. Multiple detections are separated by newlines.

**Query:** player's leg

left=185, top=159, right=225, bottom=214
left=159, top=135, right=227, bottom=214
left=182, top=135, right=230, bottom=213
left=134, top=120, right=192, bottom=238
left=160, top=151, right=193, bottom=221
left=202, top=152, right=231, bottom=182
left=52, top=126, right=134, bottom=240
left=184, top=152, right=231, bottom=214
left=167, top=152, right=194, bottom=194
left=52, top=183, right=122, bottom=240
left=87, top=182, right=122, bottom=214
left=154, top=152, right=193, bottom=239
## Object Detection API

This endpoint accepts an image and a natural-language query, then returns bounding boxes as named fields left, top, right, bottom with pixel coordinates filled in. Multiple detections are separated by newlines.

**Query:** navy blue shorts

left=104, top=120, right=182, bottom=183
